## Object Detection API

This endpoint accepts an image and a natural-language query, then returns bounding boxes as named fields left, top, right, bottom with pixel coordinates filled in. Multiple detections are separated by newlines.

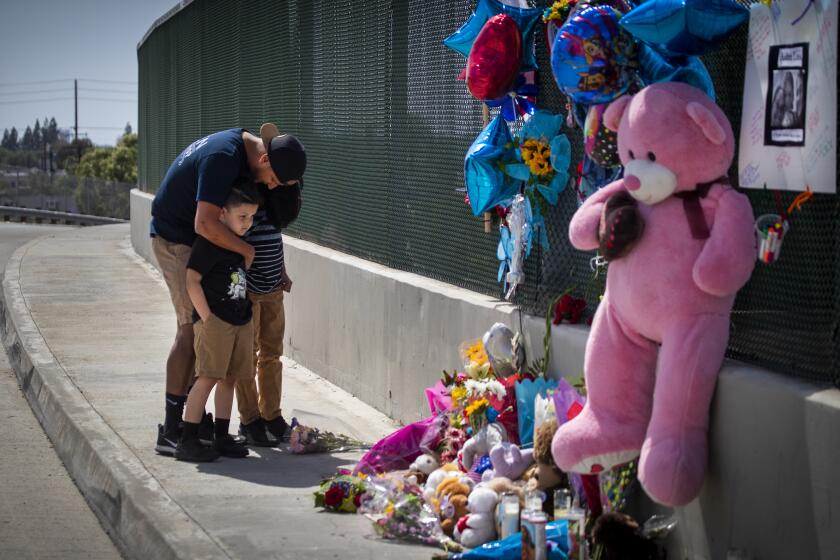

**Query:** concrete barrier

left=129, top=189, right=157, bottom=268
left=129, top=188, right=840, bottom=558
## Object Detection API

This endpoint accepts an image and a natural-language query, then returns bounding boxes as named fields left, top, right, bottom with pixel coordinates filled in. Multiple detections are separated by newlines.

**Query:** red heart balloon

left=466, top=14, right=522, bottom=101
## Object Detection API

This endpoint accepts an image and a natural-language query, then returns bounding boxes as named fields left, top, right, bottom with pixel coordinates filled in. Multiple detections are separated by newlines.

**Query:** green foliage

left=73, top=133, right=137, bottom=183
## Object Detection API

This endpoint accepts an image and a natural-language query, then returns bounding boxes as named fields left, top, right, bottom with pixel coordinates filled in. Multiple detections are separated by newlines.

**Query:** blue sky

left=0, top=0, right=176, bottom=146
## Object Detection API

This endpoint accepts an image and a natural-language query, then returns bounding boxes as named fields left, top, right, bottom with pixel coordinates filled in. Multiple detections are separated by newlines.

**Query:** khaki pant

left=152, top=236, right=194, bottom=326
left=194, top=314, right=255, bottom=380
left=236, top=290, right=285, bottom=424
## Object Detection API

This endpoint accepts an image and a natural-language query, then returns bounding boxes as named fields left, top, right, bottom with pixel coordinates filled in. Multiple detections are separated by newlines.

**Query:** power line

left=0, top=88, right=71, bottom=96
left=79, top=87, right=137, bottom=94
left=78, top=78, right=137, bottom=85
left=78, top=97, right=137, bottom=103
left=0, top=78, right=137, bottom=88
left=0, top=97, right=74, bottom=105
left=0, top=79, right=73, bottom=88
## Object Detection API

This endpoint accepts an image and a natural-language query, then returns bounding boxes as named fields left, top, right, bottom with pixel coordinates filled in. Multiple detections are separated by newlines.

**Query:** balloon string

left=791, top=0, right=815, bottom=25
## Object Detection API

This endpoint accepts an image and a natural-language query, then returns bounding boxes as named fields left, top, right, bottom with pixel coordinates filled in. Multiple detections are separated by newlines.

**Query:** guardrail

left=0, top=205, right=126, bottom=226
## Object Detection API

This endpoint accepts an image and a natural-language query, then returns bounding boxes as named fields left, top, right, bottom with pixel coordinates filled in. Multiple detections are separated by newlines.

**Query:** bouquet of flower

left=359, top=475, right=462, bottom=551
left=314, top=473, right=368, bottom=513
left=288, top=418, right=369, bottom=454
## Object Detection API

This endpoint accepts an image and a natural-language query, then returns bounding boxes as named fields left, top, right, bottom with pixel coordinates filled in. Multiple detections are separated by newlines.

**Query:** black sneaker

left=265, top=415, right=289, bottom=443
left=238, top=418, right=275, bottom=447
left=198, top=412, right=214, bottom=446
left=175, top=437, right=220, bottom=463
left=215, top=433, right=250, bottom=458
left=155, top=423, right=181, bottom=456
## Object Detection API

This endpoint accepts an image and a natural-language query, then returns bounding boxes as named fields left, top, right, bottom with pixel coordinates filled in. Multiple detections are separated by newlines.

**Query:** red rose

left=324, top=485, right=345, bottom=508
left=353, top=493, right=362, bottom=508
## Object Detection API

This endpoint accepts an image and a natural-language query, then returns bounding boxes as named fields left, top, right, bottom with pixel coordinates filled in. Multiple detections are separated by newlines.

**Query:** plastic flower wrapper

left=354, top=415, right=446, bottom=475
left=359, top=474, right=462, bottom=551
left=314, top=473, right=368, bottom=514
left=288, top=418, right=369, bottom=455
left=599, top=460, right=637, bottom=513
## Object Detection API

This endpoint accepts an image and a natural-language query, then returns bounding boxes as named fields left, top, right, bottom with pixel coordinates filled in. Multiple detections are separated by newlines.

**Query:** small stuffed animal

left=489, top=442, right=534, bottom=481
left=459, top=422, right=508, bottom=471
left=410, top=453, right=439, bottom=475
left=454, top=486, right=499, bottom=548
left=435, top=477, right=472, bottom=537
left=529, top=418, right=566, bottom=492
left=424, top=463, right=471, bottom=503
left=554, top=82, right=756, bottom=507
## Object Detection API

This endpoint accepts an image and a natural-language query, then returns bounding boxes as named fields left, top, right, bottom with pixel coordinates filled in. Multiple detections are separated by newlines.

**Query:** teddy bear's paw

left=551, top=409, right=644, bottom=474
left=638, top=433, right=707, bottom=507
left=567, top=450, right=640, bottom=475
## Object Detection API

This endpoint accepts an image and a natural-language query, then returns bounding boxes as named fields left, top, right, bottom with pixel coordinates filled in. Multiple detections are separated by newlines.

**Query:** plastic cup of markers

left=754, top=214, right=789, bottom=265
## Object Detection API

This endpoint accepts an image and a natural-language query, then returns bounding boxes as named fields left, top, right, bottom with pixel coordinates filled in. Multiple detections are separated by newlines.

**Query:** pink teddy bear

left=551, top=83, right=756, bottom=506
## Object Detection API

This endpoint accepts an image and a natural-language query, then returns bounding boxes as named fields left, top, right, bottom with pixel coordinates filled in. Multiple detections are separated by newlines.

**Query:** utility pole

left=74, top=79, right=78, bottom=142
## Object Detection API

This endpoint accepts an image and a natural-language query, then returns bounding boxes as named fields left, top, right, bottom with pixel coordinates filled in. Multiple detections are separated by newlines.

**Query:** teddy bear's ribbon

left=674, top=177, right=728, bottom=240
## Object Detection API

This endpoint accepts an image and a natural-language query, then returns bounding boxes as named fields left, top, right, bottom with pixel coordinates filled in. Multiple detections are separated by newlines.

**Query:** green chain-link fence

left=138, top=0, right=839, bottom=386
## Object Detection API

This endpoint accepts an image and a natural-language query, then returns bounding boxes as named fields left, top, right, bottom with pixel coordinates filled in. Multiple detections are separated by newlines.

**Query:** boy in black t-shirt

left=176, top=182, right=261, bottom=462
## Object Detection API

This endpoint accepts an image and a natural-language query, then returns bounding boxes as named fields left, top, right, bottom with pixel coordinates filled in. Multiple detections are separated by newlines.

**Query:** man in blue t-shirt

left=152, top=123, right=306, bottom=455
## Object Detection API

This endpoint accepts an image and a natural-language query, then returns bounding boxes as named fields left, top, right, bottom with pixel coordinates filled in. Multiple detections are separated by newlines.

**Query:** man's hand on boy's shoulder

left=280, top=270, right=293, bottom=293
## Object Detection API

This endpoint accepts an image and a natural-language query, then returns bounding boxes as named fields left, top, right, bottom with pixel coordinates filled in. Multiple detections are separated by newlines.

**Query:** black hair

left=224, top=179, right=263, bottom=209
left=259, top=178, right=302, bottom=229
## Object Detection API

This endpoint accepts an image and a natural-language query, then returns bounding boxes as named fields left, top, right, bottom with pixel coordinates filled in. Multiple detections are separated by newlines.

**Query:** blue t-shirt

left=151, top=128, right=249, bottom=245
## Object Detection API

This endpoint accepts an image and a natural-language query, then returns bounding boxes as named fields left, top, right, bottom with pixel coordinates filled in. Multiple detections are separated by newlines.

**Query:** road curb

left=0, top=236, right=229, bottom=560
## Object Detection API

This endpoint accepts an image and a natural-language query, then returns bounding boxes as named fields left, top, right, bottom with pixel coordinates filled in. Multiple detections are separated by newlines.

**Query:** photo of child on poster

left=765, top=43, right=808, bottom=146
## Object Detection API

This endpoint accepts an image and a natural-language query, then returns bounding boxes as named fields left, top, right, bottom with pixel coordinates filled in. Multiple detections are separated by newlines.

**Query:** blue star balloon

left=444, top=0, right=543, bottom=72
left=465, top=114, right=519, bottom=216
left=620, top=0, right=749, bottom=57
left=637, top=43, right=715, bottom=100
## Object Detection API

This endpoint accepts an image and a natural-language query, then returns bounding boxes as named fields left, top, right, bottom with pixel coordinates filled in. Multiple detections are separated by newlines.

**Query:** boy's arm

left=186, top=268, right=211, bottom=322
left=195, top=202, right=255, bottom=269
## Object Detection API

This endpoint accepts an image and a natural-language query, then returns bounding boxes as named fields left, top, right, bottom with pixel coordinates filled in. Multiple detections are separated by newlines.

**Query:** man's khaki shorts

left=152, top=236, right=194, bottom=326
left=193, top=314, right=255, bottom=380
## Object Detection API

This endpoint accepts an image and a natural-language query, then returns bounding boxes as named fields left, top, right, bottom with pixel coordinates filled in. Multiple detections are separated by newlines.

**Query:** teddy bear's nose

left=624, top=175, right=641, bottom=191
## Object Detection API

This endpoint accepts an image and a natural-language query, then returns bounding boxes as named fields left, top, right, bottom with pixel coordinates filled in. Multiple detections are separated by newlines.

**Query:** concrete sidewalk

left=0, top=224, right=433, bottom=560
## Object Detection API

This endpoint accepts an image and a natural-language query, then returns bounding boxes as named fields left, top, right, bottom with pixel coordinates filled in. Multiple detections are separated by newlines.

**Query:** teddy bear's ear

left=603, top=95, right=632, bottom=132
left=686, top=101, right=727, bottom=145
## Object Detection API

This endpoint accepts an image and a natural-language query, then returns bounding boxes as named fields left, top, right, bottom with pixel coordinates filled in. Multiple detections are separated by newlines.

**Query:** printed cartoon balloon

left=467, top=15, right=523, bottom=101
left=444, top=0, right=543, bottom=72
left=584, top=103, right=620, bottom=167
left=551, top=5, right=638, bottom=104
left=620, top=0, right=749, bottom=58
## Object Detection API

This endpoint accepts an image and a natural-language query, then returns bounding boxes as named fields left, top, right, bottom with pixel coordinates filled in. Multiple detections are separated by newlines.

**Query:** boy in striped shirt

left=236, top=181, right=303, bottom=446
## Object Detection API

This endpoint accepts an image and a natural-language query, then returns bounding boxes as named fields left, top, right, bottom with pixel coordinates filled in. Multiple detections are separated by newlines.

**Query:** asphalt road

left=0, top=222, right=122, bottom=560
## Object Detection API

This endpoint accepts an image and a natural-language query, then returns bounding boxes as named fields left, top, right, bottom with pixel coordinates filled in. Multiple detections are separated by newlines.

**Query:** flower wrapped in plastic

left=359, top=475, right=463, bottom=551
left=313, top=473, right=368, bottom=513
left=288, top=418, right=369, bottom=454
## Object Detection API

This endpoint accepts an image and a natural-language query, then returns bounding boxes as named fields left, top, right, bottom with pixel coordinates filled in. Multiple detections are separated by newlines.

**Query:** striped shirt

left=244, top=209, right=284, bottom=294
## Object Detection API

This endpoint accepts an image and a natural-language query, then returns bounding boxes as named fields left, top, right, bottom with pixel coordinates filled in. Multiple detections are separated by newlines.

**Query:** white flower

left=464, top=378, right=506, bottom=400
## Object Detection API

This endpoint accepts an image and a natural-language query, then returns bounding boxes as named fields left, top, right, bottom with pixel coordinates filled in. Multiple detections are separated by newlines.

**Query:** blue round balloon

left=550, top=5, right=638, bottom=104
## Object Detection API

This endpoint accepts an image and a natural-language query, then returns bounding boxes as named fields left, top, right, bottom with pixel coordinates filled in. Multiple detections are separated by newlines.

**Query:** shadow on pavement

left=195, top=446, right=359, bottom=488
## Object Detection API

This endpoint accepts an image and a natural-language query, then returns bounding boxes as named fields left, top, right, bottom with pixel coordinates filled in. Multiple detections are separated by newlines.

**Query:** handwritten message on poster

left=738, top=0, right=837, bottom=193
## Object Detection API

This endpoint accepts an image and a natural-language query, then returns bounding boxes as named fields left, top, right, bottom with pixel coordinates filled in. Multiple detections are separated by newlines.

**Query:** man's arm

left=195, top=201, right=255, bottom=269
left=186, top=268, right=211, bottom=322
